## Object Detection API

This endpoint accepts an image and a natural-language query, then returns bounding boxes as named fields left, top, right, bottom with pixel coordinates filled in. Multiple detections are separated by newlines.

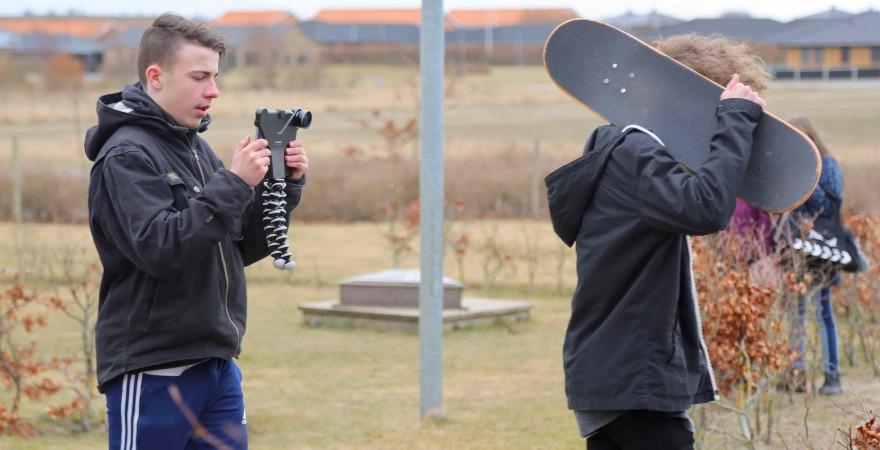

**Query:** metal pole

left=419, top=0, right=444, bottom=419
left=12, top=136, right=22, bottom=223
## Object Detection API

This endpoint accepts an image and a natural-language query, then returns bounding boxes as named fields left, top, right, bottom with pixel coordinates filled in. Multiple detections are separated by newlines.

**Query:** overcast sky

left=1, top=0, right=878, bottom=22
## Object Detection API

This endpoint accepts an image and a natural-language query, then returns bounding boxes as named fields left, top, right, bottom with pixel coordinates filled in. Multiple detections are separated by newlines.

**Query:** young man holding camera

left=85, top=13, right=308, bottom=449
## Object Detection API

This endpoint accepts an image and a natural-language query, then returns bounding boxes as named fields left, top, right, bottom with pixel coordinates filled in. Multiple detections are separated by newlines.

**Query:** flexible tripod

left=254, top=107, right=312, bottom=271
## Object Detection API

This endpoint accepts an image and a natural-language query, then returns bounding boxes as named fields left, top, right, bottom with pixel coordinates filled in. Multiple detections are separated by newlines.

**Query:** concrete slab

left=339, top=269, right=463, bottom=309
left=298, top=297, right=533, bottom=333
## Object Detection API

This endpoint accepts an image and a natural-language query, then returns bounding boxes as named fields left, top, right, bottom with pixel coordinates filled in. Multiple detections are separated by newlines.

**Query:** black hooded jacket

left=545, top=98, right=762, bottom=411
left=85, top=84, right=303, bottom=392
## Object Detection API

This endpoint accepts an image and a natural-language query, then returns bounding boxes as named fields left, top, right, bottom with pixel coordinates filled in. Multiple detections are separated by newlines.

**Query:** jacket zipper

left=686, top=236, right=719, bottom=399
left=188, top=136, right=242, bottom=356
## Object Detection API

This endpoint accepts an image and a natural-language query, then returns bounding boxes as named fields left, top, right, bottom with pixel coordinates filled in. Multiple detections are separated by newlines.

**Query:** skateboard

left=544, top=19, right=820, bottom=212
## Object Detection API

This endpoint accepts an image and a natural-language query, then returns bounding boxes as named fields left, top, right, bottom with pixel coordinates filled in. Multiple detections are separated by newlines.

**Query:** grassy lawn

left=1, top=221, right=877, bottom=449
left=0, top=63, right=878, bottom=448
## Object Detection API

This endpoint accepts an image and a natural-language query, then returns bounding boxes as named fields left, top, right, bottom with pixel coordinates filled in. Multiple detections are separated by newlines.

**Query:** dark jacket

left=797, top=156, right=843, bottom=220
left=85, top=84, right=303, bottom=392
left=795, top=155, right=845, bottom=284
left=546, top=98, right=762, bottom=411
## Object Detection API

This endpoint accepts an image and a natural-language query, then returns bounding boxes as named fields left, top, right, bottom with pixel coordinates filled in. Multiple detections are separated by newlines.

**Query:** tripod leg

left=261, top=179, right=295, bottom=271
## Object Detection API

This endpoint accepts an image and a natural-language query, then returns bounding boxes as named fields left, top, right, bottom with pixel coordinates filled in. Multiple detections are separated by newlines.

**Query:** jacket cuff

left=717, top=98, right=763, bottom=121
left=286, top=174, right=306, bottom=186
left=220, top=168, right=252, bottom=191
left=209, top=169, right=255, bottom=217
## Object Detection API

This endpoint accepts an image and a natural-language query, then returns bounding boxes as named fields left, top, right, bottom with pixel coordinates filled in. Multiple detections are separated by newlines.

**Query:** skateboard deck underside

left=544, top=19, right=820, bottom=212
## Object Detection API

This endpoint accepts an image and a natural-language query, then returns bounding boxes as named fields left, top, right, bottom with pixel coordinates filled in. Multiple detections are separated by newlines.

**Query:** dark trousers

left=587, top=410, right=694, bottom=450
left=105, top=358, right=247, bottom=450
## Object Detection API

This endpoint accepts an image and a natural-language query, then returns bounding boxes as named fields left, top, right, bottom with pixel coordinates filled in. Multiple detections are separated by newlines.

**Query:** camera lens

left=293, top=109, right=312, bottom=128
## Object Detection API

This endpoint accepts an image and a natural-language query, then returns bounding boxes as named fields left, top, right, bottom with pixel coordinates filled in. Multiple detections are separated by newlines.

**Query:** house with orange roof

left=213, top=24, right=319, bottom=72
left=0, top=15, right=148, bottom=83
left=312, top=8, right=424, bottom=26
left=206, top=11, right=320, bottom=77
left=100, top=25, right=145, bottom=80
left=0, top=16, right=150, bottom=40
left=301, top=9, right=425, bottom=63
left=101, top=21, right=320, bottom=85
left=447, top=8, right=577, bottom=28
left=446, top=8, right=578, bottom=65
left=209, top=10, right=298, bottom=27
left=0, top=29, right=104, bottom=88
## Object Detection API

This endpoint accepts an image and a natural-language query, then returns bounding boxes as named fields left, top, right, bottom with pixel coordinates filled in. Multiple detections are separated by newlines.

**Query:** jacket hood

left=544, top=125, right=626, bottom=246
left=84, top=82, right=211, bottom=161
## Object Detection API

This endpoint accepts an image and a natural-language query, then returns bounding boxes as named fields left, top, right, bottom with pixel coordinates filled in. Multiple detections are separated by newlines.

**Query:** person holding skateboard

left=546, top=34, right=768, bottom=449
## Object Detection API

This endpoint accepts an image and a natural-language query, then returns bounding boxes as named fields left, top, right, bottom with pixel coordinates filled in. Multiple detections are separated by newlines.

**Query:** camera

left=254, top=108, right=312, bottom=180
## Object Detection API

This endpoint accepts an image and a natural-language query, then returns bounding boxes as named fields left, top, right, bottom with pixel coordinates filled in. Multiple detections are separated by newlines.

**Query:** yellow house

left=784, top=46, right=880, bottom=69
left=775, top=11, right=880, bottom=73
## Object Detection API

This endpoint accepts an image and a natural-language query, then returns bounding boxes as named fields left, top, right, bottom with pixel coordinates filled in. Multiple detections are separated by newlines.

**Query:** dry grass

left=0, top=67, right=878, bottom=225
left=2, top=66, right=877, bottom=160
left=0, top=221, right=878, bottom=449
left=0, top=66, right=879, bottom=448
left=1, top=73, right=879, bottom=226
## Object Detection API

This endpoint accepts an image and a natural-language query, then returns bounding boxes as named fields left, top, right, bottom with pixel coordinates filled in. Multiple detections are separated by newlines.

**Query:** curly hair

left=653, top=34, right=769, bottom=93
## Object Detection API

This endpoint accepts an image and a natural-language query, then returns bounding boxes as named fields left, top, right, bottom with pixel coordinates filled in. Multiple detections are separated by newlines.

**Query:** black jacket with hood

left=545, top=98, right=762, bottom=411
left=85, top=83, right=303, bottom=392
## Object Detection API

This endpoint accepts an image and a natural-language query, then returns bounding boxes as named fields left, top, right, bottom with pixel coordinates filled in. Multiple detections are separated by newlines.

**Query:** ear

left=145, top=64, right=163, bottom=91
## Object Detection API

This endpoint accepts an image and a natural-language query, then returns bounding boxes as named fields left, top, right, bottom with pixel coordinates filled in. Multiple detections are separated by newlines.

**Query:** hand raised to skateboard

left=721, top=74, right=766, bottom=110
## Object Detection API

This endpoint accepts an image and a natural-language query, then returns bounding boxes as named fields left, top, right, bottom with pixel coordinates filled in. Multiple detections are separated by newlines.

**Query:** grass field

left=0, top=65, right=879, bottom=448
left=1, top=65, right=879, bottom=213
left=1, top=221, right=878, bottom=449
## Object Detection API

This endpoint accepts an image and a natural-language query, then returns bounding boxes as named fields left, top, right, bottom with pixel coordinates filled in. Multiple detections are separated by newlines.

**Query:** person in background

left=787, top=116, right=845, bottom=396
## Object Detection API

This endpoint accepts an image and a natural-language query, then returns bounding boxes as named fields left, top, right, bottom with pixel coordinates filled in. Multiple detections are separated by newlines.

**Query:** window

left=814, top=47, right=824, bottom=65
left=801, top=47, right=810, bottom=65
left=872, top=46, right=880, bottom=63
left=841, top=46, right=850, bottom=64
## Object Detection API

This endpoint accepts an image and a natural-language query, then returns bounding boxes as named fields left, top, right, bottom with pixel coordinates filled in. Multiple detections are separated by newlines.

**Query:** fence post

left=11, top=135, right=22, bottom=223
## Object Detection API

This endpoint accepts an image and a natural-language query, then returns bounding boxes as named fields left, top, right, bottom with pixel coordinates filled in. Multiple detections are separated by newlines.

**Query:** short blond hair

left=653, top=34, right=769, bottom=94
